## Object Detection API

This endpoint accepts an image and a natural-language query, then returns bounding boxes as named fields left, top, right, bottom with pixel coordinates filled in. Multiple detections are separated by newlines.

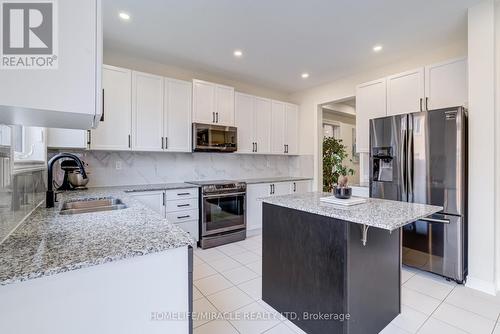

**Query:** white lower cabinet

left=130, top=188, right=199, bottom=241
left=246, top=180, right=312, bottom=231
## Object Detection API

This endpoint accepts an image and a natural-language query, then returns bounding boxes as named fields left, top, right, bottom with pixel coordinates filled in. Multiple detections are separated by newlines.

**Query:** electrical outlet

left=115, top=161, right=122, bottom=170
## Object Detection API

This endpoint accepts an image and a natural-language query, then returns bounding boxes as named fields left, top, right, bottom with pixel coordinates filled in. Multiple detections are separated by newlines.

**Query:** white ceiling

left=103, top=0, right=478, bottom=94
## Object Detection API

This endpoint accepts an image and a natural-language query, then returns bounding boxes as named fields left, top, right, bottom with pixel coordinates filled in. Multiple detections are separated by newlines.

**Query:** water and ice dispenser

left=372, top=147, right=394, bottom=182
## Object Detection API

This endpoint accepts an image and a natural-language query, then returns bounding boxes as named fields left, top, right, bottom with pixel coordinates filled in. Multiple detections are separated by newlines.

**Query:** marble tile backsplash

left=48, top=150, right=314, bottom=188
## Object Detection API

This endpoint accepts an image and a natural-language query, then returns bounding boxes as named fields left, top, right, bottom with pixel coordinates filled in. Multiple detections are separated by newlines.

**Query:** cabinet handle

left=293, top=182, right=296, bottom=192
left=162, top=192, right=166, bottom=206
left=165, top=137, right=168, bottom=149
left=419, top=98, right=423, bottom=112
left=177, top=215, right=190, bottom=219
left=425, top=97, right=429, bottom=111
left=255, top=142, right=258, bottom=152
left=177, top=204, right=190, bottom=207
left=270, top=184, right=273, bottom=195
left=161, top=137, right=164, bottom=150
left=212, top=112, right=215, bottom=123
left=100, top=89, right=105, bottom=122
left=216, top=112, right=219, bottom=123
left=87, top=130, right=91, bottom=148
left=177, top=192, right=190, bottom=196
left=128, top=134, right=131, bottom=148
left=286, top=145, right=289, bottom=153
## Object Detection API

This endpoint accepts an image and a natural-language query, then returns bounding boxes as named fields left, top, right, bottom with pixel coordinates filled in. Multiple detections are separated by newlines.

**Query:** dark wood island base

left=262, top=203, right=401, bottom=334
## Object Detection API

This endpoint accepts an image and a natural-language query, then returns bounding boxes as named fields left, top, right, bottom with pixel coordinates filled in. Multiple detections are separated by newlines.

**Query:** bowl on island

left=333, top=186, right=352, bottom=199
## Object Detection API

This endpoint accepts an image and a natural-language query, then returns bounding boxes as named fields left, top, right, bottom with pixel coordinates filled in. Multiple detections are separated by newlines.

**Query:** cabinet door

left=355, top=78, right=387, bottom=153
left=246, top=183, right=270, bottom=231
left=0, top=0, right=101, bottom=130
left=235, top=93, right=255, bottom=153
left=192, top=80, right=215, bottom=124
left=165, top=79, right=192, bottom=152
left=91, top=66, right=132, bottom=150
left=387, top=68, right=425, bottom=116
left=291, top=180, right=312, bottom=193
left=130, top=191, right=166, bottom=217
left=271, top=101, right=286, bottom=154
left=425, top=58, right=467, bottom=110
left=215, top=84, right=235, bottom=126
left=0, top=126, right=12, bottom=147
left=47, top=129, right=87, bottom=149
left=254, top=97, right=272, bottom=154
left=285, top=103, right=299, bottom=155
left=132, top=71, right=164, bottom=151
left=273, top=182, right=292, bottom=196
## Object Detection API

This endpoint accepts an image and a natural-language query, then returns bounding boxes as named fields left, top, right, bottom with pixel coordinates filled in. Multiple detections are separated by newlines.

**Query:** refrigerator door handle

left=407, top=116, right=414, bottom=201
left=400, top=128, right=407, bottom=200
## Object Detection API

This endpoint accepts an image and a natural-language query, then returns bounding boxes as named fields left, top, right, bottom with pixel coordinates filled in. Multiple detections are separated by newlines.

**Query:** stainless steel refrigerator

left=369, top=106, right=467, bottom=283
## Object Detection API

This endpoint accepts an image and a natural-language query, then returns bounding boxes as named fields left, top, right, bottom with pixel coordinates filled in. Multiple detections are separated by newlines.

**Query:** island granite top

left=0, top=186, right=195, bottom=286
left=262, top=192, right=443, bottom=231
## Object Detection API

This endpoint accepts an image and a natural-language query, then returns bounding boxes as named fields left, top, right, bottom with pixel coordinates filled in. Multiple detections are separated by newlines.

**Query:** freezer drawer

left=402, top=213, right=465, bottom=282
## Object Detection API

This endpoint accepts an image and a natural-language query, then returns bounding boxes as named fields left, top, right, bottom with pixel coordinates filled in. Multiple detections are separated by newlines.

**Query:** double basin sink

left=59, top=197, right=127, bottom=215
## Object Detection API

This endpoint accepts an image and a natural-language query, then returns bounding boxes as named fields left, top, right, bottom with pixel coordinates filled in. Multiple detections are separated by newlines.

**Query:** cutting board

left=320, top=196, right=367, bottom=206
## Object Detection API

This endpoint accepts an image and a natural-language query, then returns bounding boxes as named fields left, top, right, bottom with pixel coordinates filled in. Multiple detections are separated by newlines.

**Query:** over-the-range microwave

left=192, top=123, right=237, bottom=153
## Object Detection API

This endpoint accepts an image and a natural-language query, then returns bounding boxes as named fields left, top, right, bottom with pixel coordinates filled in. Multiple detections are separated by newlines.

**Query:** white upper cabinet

left=235, top=93, right=273, bottom=154
left=192, top=80, right=215, bottom=124
left=235, top=93, right=256, bottom=153
left=132, top=71, right=164, bottom=151
left=386, top=68, right=425, bottom=116
left=91, top=65, right=132, bottom=151
left=0, top=0, right=102, bottom=130
left=47, top=129, right=87, bottom=149
left=215, top=85, right=235, bottom=126
left=254, top=97, right=272, bottom=154
left=192, top=80, right=235, bottom=126
left=425, top=58, right=467, bottom=110
left=164, top=79, right=192, bottom=152
left=284, top=103, right=299, bottom=155
left=271, top=101, right=286, bottom=154
left=356, top=78, right=387, bottom=153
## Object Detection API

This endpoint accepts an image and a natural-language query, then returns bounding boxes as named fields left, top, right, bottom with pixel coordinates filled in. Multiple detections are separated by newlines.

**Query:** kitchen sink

left=59, top=197, right=128, bottom=215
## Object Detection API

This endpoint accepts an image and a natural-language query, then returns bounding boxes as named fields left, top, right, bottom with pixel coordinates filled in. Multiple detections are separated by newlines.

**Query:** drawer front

left=167, top=209, right=199, bottom=224
left=166, top=198, right=198, bottom=213
left=176, top=220, right=199, bottom=242
left=166, top=188, right=199, bottom=200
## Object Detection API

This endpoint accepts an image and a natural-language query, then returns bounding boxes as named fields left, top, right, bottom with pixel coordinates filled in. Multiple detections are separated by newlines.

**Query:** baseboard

left=465, top=276, right=497, bottom=296
left=247, top=228, right=262, bottom=237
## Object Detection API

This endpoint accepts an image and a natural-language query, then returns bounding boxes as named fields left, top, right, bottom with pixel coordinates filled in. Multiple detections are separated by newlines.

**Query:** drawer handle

left=177, top=215, right=190, bottom=219
left=177, top=192, right=190, bottom=196
left=177, top=204, right=190, bottom=207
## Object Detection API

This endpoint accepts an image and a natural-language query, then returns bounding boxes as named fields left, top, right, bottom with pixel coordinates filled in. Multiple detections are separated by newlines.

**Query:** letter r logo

left=2, top=2, right=53, bottom=55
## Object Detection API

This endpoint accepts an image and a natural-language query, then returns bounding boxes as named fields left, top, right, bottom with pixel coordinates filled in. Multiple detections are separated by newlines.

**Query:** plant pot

left=333, top=186, right=352, bottom=199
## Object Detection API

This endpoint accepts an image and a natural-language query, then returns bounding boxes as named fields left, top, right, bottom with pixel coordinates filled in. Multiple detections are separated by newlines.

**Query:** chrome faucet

left=46, top=153, right=87, bottom=208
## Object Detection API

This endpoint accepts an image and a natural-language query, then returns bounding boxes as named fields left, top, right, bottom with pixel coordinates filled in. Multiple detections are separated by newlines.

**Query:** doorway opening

left=319, top=97, right=360, bottom=191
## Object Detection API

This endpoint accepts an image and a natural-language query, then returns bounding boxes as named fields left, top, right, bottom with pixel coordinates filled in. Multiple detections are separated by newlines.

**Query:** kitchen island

left=261, top=192, right=442, bottom=334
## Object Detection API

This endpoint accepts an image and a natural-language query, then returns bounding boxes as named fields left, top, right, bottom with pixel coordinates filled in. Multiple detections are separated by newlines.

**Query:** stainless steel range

left=187, top=180, right=246, bottom=249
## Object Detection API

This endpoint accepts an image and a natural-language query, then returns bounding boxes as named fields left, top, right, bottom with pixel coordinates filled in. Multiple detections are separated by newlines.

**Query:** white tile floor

left=193, top=233, right=500, bottom=334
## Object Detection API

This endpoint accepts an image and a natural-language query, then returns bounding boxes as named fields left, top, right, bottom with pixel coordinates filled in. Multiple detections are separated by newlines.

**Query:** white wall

left=467, top=0, right=497, bottom=295
left=104, top=50, right=291, bottom=102
left=289, top=40, right=467, bottom=190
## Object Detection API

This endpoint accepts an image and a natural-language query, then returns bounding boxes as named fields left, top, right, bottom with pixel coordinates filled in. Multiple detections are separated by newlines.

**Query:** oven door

left=202, top=192, right=246, bottom=236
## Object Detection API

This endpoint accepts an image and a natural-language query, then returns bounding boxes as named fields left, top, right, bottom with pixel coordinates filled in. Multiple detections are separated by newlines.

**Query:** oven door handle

left=203, top=192, right=246, bottom=199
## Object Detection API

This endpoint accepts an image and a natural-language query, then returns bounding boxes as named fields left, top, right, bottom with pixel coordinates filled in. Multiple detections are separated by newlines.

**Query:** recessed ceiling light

left=119, top=12, right=130, bottom=21
left=373, top=45, right=383, bottom=52
left=233, top=50, right=243, bottom=57
left=301, top=73, right=309, bottom=79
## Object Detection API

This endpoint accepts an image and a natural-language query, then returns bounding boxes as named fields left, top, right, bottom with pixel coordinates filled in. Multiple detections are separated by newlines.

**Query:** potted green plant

left=322, top=137, right=355, bottom=193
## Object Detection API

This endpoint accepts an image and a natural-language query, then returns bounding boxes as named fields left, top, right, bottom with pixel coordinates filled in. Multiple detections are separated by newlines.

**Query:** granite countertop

left=261, top=192, right=442, bottom=231
left=0, top=186, right=195, bottom=286
left=241, top=176, right=312, bottom=184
